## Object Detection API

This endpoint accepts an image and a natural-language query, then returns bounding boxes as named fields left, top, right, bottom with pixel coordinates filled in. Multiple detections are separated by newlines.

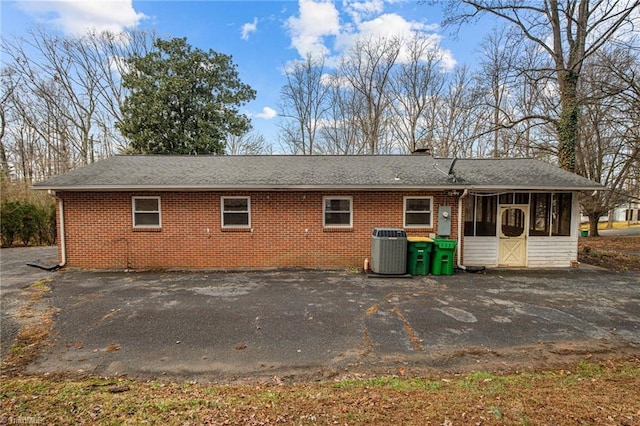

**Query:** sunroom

left=462, top=191, right=580, bottom=268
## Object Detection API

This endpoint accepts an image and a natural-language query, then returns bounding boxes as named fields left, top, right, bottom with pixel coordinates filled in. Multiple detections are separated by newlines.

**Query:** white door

left=498, top=205, right=528, bottom=266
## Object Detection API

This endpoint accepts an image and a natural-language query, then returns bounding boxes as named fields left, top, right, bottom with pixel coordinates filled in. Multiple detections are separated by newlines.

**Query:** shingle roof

left=33, top=155, right=603, bottom=191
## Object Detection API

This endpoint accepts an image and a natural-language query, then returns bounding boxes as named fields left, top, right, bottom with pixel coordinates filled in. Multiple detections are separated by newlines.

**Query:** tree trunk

left=557, top=70, right=580, bottom=172
left=0, top=137, right=9, bottom=179
left=589, top=215, right=600, bottom=237
left=0, top=110, right=9, bottom=178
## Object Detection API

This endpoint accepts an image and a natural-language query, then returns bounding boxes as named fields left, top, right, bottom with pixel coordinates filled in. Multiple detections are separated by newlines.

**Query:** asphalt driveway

left=2, top=247, right=639, bottom=383
left=0, top=246, right=59, bottom=361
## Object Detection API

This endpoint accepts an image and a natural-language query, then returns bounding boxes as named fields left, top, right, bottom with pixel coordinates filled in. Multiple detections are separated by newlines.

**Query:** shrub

left=1, top=201, right=22, bottom=247
left=1, top=201, right=56, bottom=247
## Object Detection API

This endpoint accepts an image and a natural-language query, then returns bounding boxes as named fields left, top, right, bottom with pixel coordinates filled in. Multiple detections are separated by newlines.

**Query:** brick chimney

left=412, top=147, right=432, bottom=156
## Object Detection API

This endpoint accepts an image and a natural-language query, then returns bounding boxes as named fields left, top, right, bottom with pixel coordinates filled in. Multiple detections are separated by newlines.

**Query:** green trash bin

left=431, top=238, right=457, bottom=276
left=407, top=237, right=433, bottom=276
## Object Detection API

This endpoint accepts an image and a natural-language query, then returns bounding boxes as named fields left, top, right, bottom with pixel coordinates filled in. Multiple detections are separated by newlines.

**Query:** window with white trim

left=221, top=196, right=250, bottom=227
left=323, top=196, right=352, bottom=227
left=132, top=196, right=161, bottom=228
left=404, top=196, right=433, bottom=227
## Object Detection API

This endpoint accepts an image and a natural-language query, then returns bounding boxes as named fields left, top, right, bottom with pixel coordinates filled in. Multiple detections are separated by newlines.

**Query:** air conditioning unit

left=370, top=228, right=407, bottom=274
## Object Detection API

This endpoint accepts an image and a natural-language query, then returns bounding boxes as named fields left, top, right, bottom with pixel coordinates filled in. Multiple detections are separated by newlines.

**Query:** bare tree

left=433, top=65, right=486, bottom=157
left=339, top=36, right=401, bottom=154
left=225, top=131, right=272, bottom=155
left=475, top=27, right=520, bottom=157
left=388, top=33, right=446, bottom=153
left=317, top=74, right=365, bottom=155
left=443, top=0, right=640, bottom=171
left=278, top=54, right=331, bottom=155
left=578, top=46, right=640, bottom=236
left=0, top=67, right=18, bottom=177
left=1, top=27, right=155, bottom=181
left=508, top=41, right=556, bottom=158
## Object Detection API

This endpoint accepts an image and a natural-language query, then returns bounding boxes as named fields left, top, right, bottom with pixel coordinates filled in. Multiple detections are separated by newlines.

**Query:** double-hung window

left=221, top=196, right=251, bottom=228
left=404, top=197, right=433, bottom=228
left=323, top=196, right=352, bottom=227
left=132, top=196, right=161, bottom=228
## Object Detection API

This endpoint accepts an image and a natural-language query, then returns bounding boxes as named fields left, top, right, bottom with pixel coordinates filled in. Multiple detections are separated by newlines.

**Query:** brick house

left=33, top=155, right=602, bottom=270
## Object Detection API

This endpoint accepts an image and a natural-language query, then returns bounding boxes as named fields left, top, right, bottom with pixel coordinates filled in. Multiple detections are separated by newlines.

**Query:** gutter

left=32, top=182, right=605, bottom=192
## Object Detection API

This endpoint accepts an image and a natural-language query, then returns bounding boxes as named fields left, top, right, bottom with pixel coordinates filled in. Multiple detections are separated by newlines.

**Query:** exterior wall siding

left=57, top=190, right=458, bottom=270
left=462, top=236, right=578, bottom=268
left=462, top=237, right=498, bottom=267
left=527, top=237, right=577, bottom=267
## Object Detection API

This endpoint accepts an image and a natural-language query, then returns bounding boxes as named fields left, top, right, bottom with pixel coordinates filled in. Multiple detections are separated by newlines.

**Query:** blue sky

left=1, top=0, right=495, bottom=146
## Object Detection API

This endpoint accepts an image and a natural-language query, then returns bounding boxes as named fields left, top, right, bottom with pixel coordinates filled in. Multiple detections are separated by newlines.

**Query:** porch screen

left=464, top=194, right=497, bottom=236
left=528, top=193, right=572, bottom=236
left=552, top=193, right=572, bottom=236
left=529, top=193, right=551, bottom=236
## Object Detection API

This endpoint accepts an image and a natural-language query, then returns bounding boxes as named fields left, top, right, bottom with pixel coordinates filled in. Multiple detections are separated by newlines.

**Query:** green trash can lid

left=434, top=239, right=457, bottom=249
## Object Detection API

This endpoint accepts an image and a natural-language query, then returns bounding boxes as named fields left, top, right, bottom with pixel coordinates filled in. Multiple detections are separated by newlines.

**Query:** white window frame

left=403, top=196, right=433, bottom=228
left=323, top=196, right=352, bottom=228
left=221, top=196, right=251, bottom=228
left=132, top=196, right=161, bottom=228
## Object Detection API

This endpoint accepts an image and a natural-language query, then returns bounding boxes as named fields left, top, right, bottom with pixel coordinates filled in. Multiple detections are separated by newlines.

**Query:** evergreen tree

left=119, top=37, right=256, bottom=155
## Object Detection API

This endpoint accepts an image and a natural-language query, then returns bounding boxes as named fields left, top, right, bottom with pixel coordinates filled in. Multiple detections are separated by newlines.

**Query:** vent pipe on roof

left=448, top=158, right=458, bottom=183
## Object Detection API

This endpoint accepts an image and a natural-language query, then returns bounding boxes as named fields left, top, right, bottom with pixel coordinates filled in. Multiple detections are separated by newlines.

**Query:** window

left=221, top=196, right=250, bottom=228
left=527, top=192, right=573, bottom=237
left=323, top=197, right=352, bottom=227
left=404, top=197, right=433, bottom=227
left=552, top=193, right=572, bottom=236
left=132, top=196, right=161, bottom=228
left=501, top=208, right=526, bottom=237
left=464, top=194, right=497, bottom=236
left=467, top=192, right=573, bottom=237
left=499, top=192, right=530, bottom=205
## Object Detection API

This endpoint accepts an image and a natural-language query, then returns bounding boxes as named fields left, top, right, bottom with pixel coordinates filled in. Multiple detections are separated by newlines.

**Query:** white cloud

left=286, top=1, right=456, bottom=71
left=241, top=17, right=258, bottom=41
left=285, top=0, right=340, bottom=57
left=343, top=0, right=384, bottom=24
left=255, top=106, right=277, bottom=120
left=17, top=0, right=145, bottom=36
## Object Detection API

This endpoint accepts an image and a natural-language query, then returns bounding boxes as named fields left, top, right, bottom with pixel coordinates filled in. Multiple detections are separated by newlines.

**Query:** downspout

left=456, top=189, right=468, bottom=271
left=27, top=191, right=66, bottom=271
left=50, top=190, right=66, bottom=269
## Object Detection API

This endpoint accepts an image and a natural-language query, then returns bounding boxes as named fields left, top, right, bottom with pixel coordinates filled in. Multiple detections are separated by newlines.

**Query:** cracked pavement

left=2, top=247, right=639, bottom=383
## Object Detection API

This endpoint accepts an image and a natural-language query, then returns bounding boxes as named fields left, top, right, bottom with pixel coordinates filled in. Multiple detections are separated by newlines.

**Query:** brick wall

left=56, top=190, right=460, bottom=270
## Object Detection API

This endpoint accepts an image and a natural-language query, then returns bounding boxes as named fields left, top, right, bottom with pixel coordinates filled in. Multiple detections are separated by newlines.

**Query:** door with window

left=498, top=205, right=528, bottom=266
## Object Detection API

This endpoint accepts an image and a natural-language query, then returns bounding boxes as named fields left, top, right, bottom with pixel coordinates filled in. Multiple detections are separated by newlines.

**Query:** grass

left=580, top=221, right=640, bottom=230
left=1, top=359, right=638, bottom=425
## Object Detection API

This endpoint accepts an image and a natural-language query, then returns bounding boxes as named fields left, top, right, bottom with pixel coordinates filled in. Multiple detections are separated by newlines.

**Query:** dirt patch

left=578, top=235, right=640, bottom=271
left=1, top=279, right=58, bottom=376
